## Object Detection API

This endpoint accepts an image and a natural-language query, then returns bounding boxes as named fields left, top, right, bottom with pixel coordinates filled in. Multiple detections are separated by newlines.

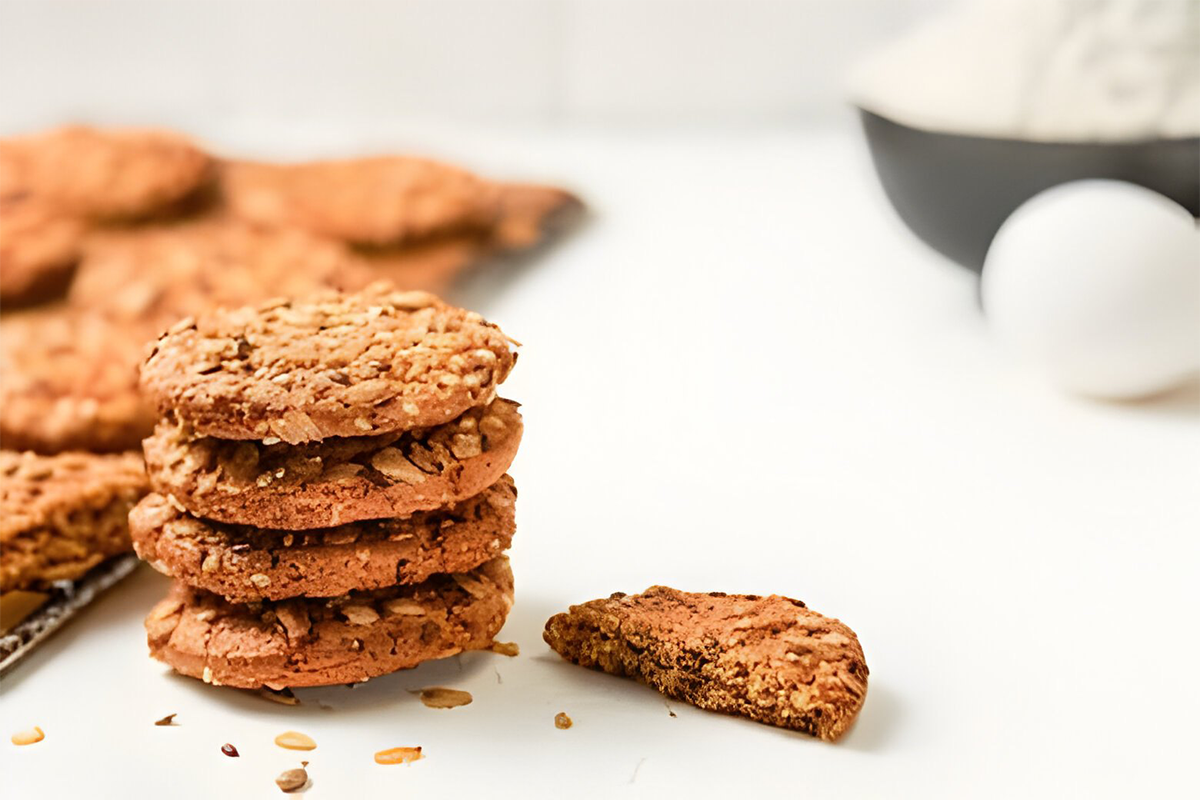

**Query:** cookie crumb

left=275, top=767, right=308, bottom=793
left=374, top=746, right=423, bottom=765
left=413, top=687, right=472, bottom=709
left=259, top=687, right=300, bottom=706
left=274, top=730, right=317, bottom=751
left=11, top=727, right=44, bottom=746
left=554, top=712, right=573, bottom=730
left=221, top=743, right=239, bottom=757
left=490, top=641, right=519, bottom=657
left=154, top=713, right=178, bottom=726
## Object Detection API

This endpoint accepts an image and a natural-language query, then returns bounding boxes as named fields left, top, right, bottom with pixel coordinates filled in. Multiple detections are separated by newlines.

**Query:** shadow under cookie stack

left=129, top=285, right=522, bottom=689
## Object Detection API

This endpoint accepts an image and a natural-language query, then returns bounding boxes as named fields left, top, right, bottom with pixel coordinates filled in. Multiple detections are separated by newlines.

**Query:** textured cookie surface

left=1, top=126, right=212, bottom=219
left=0, top=199, right=83, bottom=307
left=146, top=556, right=514, bottom=689
left=222, top=157, right=498, bottom=246
left=131, top=476, right=516, bottom=601
left=0, top=451, right=148, bottom=592
left=544, top=587, right=869, bottom=741
left=139, top=286, right=517, bottom=443
left=143, top=398, right=522, bottom=529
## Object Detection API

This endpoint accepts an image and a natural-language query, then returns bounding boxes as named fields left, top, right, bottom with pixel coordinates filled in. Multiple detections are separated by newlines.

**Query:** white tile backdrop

left=0, top=0, right=947, bottom=133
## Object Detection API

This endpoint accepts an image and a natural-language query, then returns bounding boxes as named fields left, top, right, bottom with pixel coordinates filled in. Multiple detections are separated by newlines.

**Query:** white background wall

left=0, top=0, right=947, bottom=134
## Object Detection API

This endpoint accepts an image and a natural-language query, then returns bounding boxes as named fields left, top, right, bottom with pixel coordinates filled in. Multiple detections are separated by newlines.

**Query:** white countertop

left=3, top=126, right=1197, bottom=799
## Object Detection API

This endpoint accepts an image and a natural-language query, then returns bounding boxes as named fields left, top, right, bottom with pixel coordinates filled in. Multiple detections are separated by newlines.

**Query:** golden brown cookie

left=0, top=308, right=158, bottom=453
left=146, top=555, right=514, bottom=689
left=358, top=234, right=488, bottom=295
left=1, top=126, right=213, bottom=220
left=358, top=183, right=584, bottom=293
left=139, top=286, right=517, bottom=443
left=490, top=183, right=584, bottom=251
left=0, top=199, right=84, bottom=307
left=130, top=476, right=516, bottom=601
left=142, top=398, right=521, bottom=529
left=221, top=157, right=498, bottom=246
left=544, top=587, right=869, bottom=742
left=68, top=217, right=374, bottom=324
left=0, top=451, right=148, bottom=592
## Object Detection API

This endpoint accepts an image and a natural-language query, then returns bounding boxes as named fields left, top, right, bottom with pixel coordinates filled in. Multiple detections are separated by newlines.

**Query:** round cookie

left=0, top=307, right=158, bottom=453
left=131, top=475, right=516, bottom=601
left=0, top=199, right=84, bottom=307
left=145, top=556, right=514, bottom=689
left=139, top=286, right=517, bottom=443
left=2, top=126, right=213, bottom=220
left=221, top=157, right=499, bottom=246
left=143, top=398, right=521, bottom=529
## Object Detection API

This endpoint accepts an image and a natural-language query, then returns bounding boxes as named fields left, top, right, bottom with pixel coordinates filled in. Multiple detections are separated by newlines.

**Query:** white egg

left=982, top=180, right=1199, bottom=399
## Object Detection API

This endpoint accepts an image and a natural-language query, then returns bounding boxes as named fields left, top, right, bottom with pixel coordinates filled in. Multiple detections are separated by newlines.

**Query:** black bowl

left=859, top=108, right=1200, bottom=272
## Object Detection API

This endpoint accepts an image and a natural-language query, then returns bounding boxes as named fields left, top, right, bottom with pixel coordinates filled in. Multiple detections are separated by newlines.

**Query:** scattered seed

left=374, top=746, right=423, bottom=765
left=221, top=743, right=240, bottom=757
left=490, top=641, right=519, bottom=657
left=11, top=727, right=44, bottom=746
left=259, top=687, right=300, bottom=706
left=412, top=687, right=473, bottom=709
left=555, top=712, right=573, bottom=730
left=275, top=730, right=317, bottom=751
left=154, top=713, right=178, bottom=726
left=275, top=767, right=308, bottom=793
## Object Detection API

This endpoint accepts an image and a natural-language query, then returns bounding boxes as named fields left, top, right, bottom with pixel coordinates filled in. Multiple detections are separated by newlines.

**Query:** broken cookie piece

left=1, top=451, right=148, bottom=592
left=543, top=587, right=868, bottom=742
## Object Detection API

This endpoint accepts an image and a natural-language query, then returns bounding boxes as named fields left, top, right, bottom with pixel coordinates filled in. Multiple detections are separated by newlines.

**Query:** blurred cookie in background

left=0, top=198, right=84, bottom=308
left=0, top=308, right=156, bottom=454
left=0, top=125, right=215, bottom=221
left=223, top=158, right=583, bottom=294
left=68, top=217, right=375, bottom=323
left=221, top=156, right=499, bottom=245
left=362, top=182, right=583, bottom=295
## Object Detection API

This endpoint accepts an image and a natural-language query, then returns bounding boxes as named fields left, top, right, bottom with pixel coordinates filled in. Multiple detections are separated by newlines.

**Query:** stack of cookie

left=129, top=285, right=523, bottom=689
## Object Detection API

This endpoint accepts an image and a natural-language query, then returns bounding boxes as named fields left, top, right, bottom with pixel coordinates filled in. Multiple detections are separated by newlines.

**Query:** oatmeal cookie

left=490, top=183, right=584, bottom=251
left=68, top=218, right=374, bottom=324
left=221, top=157, right=499, bottom=246
left=146, top=555, right=514, bottom=689
left=131, top=475, right=516, bottom=601
left=1, top=126, right=213, bottom=220
left=544, top=587, right=869, bottom=742
left=143, top=398, right=521, bottom=529
left=358, top=183, right=584, bottom=293
left=0, top=308, right=158, bottom=453
left=0, top=199, right=84, bottom=307
left=0, top=451, right=148, bottom=592
left=139, top=286, right=517, bottom=443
